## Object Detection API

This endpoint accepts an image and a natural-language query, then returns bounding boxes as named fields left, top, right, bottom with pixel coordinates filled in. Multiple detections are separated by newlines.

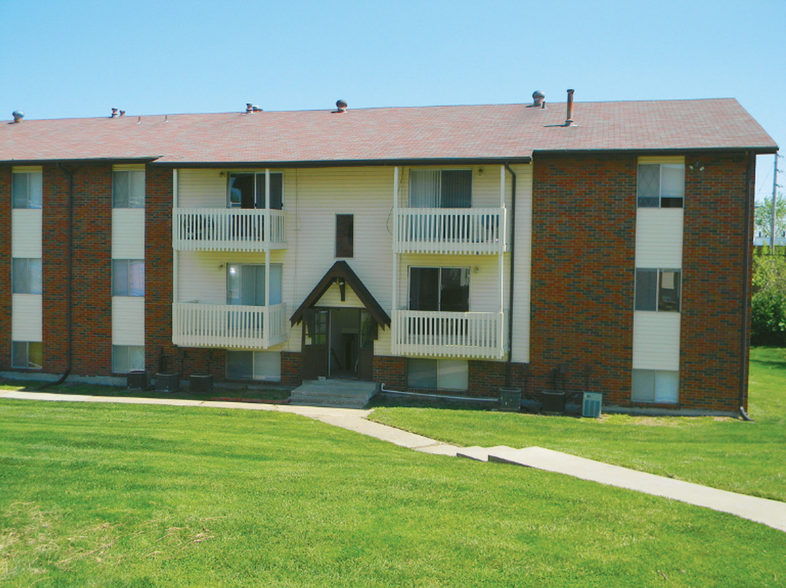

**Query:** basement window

left=635, top=269, right=681, bottom=312
left=637, top=164, right=684, bottom=208
left=12, top=341, right=42, bottom=369
left=632, top=369, right=679, bottom=403
left=12, top=171, right=43, bottom=209
left=226, top=350, right=281, bottom=381
left=112, top=345, right=145, bottom=374
left=408, top=359, right=468, bottom=391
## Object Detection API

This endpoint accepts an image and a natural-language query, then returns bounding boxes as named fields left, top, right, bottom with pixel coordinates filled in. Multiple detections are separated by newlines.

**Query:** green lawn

left=1, top=400, right=786, bottom=586
left=371, top=347, right=786, bottom=502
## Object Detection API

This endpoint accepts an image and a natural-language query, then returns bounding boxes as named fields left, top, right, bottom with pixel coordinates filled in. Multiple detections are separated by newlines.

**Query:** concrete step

left=289, top=379, right=378, bottom=409
left=456, top=446, right=513, bottom=462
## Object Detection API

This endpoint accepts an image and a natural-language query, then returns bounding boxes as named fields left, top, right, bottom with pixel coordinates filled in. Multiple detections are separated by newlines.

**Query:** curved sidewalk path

left=3, top=390, right=785, bottom=534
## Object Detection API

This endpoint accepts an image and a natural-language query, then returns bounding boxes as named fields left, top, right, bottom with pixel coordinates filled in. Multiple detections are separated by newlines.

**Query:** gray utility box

left=190, top=374, right=214, bottom=394
left=582, top=392, right=603, bottom=418
left=499, top=387, right=521, bottom=412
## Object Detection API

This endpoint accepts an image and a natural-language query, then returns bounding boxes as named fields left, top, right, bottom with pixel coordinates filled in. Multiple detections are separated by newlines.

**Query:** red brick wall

left=42, top=165, right=113, bottom=376
left=281, top=351, right=302, bottom=386
left=529, top=153, right=637, bottom=404
left=144, top=166, right=178, bottom=374
left=373, top=355, right=407, bottom=390
left=680, top=152, right=752, bottom=411
left=42, top=166, right=72, bottom=374
left=0, top=168, right=11, bottom=370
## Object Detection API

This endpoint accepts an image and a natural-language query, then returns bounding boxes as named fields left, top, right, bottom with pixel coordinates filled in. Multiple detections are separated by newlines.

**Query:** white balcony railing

left=391, top=310, right=507, bottom=359
left=393, top=207, right=506, bottom=255
left=172, top=302, right=288, bottom=349
left=173, top=208, right=286, bottom=252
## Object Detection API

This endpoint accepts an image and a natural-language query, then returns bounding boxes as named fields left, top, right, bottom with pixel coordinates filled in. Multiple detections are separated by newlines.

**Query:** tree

left=751, top=246, right=786, bottom=346
left=754, top=193, right=786, bottom=242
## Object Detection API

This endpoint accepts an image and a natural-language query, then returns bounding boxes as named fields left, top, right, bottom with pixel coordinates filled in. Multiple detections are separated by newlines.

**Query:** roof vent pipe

left=532, top=91, right=545, bottom=107
left=565, top=89, right=576, bottom=126
left=12, top=110, right=24, bottom=123
left=336, top=99, right=348, bottom=113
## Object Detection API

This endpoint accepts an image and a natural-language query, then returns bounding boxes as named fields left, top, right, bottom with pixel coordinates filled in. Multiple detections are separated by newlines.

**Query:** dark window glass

left=112, top=260, right=144, bottom=297
left=113, top=171, right=145, bottom=208
left=227, top=350, right=254, bottom=379
left=255, top=173, right=283, bottom=210
left=635, top=269, right=657, bottom=311
left=12, top=341, right=42, bottom=369
left=409, top=268, right=440, bottom=311
left=440, top=268, right=469, bottom=312
left=659, top=270, right=681, bottom=312
left=441, top=170, right=472, bottom=208
left=336, top=214, right=354, bottom=258
left=409, top=267, right=469, bottom=311
left=12, top=172, right=43, bottom=209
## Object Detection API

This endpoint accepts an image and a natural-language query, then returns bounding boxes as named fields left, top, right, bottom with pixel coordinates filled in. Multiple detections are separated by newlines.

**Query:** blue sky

left=1, top=0, right=783, bottom=200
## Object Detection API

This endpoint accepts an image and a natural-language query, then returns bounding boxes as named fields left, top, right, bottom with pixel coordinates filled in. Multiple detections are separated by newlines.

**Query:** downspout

left=739, top=152, right=755, bottom=421
left=504, top=163, right=517, bottom=388
left=42, top=164, right=74, bottom=387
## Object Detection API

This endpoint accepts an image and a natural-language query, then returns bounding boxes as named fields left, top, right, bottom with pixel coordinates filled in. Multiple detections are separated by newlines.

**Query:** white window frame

left=12, top=258, right=43, bottom=294
left=12, top=171, right=43, bottom=209
left=112, top=170, right=145, bottom=208
left=112, top=345, right=145, bottom=374
left=12, top=341, right=43, bottom=370
left=112, top=260, right=145, bottom=297
left=637, top=163, right=685, bottom=209
left=634, top=268, right=681, bottom=313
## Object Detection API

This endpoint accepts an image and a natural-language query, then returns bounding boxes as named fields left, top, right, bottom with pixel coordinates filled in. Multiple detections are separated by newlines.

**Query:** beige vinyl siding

left=632, top=311, right=681, bottom=371
left=113, top=164, right=146, bottom=172
left=635, top=209, right=683, bottom=268
left=177, top=169, right=227, bottom=207
left=509, top=163, right=532, bottom=363
left=11, top=210, right=42, bottom=258
left=638, top=156, right=685, bottom=166
left=112, top=209, right=145, bottom=259
left=11, top=166, right=42, bottom=173
left=112, top=297, right=145, bottom=346
left=12, top=294, right=42, bottom=341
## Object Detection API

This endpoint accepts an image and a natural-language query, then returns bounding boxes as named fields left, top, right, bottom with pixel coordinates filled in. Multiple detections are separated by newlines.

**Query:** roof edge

left=151, top=157, right=532, bottom=168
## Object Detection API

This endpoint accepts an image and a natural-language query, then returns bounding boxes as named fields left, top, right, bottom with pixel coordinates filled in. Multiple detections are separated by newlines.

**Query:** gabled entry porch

left=290, top=261, right=391, bottom=383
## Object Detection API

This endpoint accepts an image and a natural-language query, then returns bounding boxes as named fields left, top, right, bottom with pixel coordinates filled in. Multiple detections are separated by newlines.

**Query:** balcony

left=391, top=310, right=507, bottom=359
left=172, top=302, right=288, bottom=349
left=173, top=208, right=287, bottom=252
left=393, top=208, right=506, bottom=255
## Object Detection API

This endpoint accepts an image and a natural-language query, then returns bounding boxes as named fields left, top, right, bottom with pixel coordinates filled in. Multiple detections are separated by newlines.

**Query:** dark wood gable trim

left=290, top=261, right=391, bottom=329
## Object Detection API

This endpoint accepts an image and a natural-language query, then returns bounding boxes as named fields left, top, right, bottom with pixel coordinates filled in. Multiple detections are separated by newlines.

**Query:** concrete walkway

left=2, top=390, right=785, bottom=533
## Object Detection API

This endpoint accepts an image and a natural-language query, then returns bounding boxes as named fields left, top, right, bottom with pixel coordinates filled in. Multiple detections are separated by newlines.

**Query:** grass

left=370, top=347, right=786, bottom=502
left=0, top=378, right=291, bottom=403
left=1, top=400, right=785, bottom=587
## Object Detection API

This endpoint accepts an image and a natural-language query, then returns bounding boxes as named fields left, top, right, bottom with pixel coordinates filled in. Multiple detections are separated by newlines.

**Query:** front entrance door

left=302, top=309, right=329, bottom=380
left=301, top=308, right=373, bottom=381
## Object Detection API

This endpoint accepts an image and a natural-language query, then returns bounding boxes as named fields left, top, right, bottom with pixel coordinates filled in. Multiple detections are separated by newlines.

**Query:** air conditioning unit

left=582, top=392, right=603, bottom=418
left=155, top=372, right=181, bottom=393
left=190, top=373, right=214, bottom=394
left=127, top=371, right=149, bottom=390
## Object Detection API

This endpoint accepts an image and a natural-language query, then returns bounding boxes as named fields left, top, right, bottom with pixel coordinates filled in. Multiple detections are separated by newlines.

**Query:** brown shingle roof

left=0, top=98, right=777, bottom=165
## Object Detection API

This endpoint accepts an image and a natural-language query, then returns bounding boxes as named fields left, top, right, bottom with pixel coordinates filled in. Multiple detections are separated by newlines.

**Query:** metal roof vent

left=335, top=99, right=348, bottom=113
left=12, top=110, right=24, bottom=123
left=532, top=91, right=545, bottom=108
left=246, top=103, right=262, bottom=114
left=565, top=89, right=576, bottom=126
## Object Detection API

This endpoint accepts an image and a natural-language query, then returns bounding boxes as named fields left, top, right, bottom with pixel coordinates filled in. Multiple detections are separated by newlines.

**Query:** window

left=228, top=173, right=283, bottom=209
left=635, top=269, right=681, bottom=312
left=410, top=169, right=472, bottom=208
left=226, top=350, right=281, bottom=381
left=632, top=369, right=679, bottom=403
left=12, top=341, right=42, bottom=369
left=112, top=260, right=145, bottom=296
left=637, top=164, right=684, bottom=208
left=12, top=258, right=42, bottom=294
left=12, top=172, right=43, bottom=209
left=112, top=345, right=145, bottom=374
left=408, top=359, right=468, bottom=390
left=336, top=214, right=354, bottom=258
left=112, top=170, right=145, bottom=208
left=409, top=267, right=469, bottom=312
left=226, top=264, right=283, bottom=306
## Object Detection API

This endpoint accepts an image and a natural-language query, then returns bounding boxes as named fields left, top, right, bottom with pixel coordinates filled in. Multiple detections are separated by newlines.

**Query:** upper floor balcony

left=393, top=207, right=507, bottom=255
left=172, top=302, right=288, bottom=349
left=172, top=208, right=287, bottom=253
left=391, top=310, right=507, bottom=360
